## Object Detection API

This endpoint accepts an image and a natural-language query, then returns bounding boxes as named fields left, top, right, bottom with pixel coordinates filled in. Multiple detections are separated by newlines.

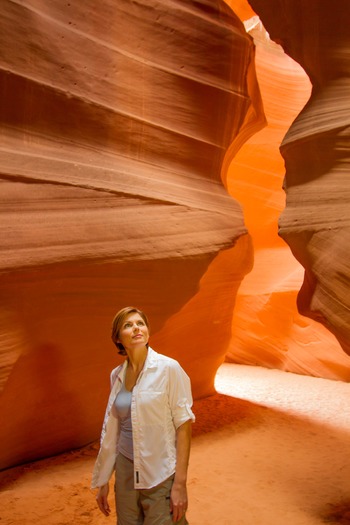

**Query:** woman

left=92, top=306, right=195, bottom=524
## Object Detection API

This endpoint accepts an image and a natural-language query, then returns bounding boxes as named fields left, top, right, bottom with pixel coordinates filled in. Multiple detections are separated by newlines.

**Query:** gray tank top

left=112, top=382, right=133, bottom=460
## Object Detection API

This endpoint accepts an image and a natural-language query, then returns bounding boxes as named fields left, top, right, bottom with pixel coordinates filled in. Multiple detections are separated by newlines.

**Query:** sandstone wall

left=0, top=0, right=263, bottom=469
left=1, top=0, right=349, bottom=472
left=224, top=13, right=350, bottom=379
left=248, top=0, right=350, bottom=355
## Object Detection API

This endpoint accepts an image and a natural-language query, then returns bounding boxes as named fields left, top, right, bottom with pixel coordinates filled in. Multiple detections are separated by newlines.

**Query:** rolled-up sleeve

left=168, top=361, right=195, bottom=429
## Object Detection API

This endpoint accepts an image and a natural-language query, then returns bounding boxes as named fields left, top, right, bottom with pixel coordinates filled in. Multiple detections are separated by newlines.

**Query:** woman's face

left=117, top=312, right=149, bottom=352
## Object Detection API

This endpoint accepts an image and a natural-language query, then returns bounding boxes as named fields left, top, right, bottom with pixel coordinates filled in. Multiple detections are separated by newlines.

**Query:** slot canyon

left=0, top=1, right=350, bottom=524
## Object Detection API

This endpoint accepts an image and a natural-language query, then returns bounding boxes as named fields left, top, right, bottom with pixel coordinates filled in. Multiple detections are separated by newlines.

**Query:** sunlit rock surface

left=0, top=0, right=263, bottom=469
left=247, top=0, right=350, bottom=355
left=224, top=12, right=350, bottom=380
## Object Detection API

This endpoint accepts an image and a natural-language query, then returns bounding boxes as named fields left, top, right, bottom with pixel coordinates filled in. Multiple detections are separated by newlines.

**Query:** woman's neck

left=126, top=345, right=148, bottom=371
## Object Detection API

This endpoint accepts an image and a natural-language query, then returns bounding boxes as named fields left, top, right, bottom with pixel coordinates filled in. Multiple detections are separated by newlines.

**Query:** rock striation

left=224, top=12, right=350, bottom=380
left=0, top=0, right=264, bottom=469
left=2, top=0, right=349, bottom=473
left=248, top=0, right=350, bottom=355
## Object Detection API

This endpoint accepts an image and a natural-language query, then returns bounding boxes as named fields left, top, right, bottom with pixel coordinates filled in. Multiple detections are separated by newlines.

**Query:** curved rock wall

left=0, top=0, right=263, bottom=469
left=224, top=12, right=350, bottom=380
left=1, top=0, right=349, bottom=471
left=248, top=0, right=350, bottom=355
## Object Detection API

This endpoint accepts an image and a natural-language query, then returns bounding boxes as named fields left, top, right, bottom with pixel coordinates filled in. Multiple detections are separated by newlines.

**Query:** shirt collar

left=117, top=346, right=158, bottom=380
left=144, top=347, right=158, bottom=369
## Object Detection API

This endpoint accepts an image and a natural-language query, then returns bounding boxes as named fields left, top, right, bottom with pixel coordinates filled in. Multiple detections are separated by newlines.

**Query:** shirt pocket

left=136, top=391, right=167, bottom=426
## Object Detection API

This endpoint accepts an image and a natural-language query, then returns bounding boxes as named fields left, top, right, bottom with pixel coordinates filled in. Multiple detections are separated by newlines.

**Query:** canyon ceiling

left=0, top=0, right=349, bottom=470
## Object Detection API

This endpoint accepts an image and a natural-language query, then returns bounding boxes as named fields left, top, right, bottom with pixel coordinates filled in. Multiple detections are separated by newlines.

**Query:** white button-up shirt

left=91, top=347, right=195, bottom=489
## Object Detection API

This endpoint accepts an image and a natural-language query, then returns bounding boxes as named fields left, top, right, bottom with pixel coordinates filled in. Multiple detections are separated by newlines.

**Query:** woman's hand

left=96, top=483, right=111, bottom=516
left=170, top=480, right=188, bottom=523
left=170, top=420, right=191, bottom=522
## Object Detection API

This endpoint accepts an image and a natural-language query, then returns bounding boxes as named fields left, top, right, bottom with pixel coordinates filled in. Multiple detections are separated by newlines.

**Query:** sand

left=1, top=363, right=350, bottom=525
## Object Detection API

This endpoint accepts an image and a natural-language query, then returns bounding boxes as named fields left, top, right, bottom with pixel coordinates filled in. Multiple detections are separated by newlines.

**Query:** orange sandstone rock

left=222, top=2, right=350, bottom=378
left=0, top=0, right=263, bottom=469
left=248, top=0, right=350, bottom=356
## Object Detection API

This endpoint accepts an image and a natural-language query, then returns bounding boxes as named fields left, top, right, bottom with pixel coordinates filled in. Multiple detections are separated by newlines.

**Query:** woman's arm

left=170, top=419, right=192, bottom=523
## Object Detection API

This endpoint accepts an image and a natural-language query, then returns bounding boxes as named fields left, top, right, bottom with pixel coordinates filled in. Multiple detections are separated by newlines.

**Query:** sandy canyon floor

left=1, top=363, right=350, bottom=525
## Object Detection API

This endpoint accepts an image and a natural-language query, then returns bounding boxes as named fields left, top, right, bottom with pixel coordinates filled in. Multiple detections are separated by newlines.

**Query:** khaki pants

left=115, top=453, right=189, bottom=525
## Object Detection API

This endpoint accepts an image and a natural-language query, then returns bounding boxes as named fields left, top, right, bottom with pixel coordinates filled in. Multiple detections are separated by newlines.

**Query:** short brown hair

left=111, top=306, right=150, bottom=355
